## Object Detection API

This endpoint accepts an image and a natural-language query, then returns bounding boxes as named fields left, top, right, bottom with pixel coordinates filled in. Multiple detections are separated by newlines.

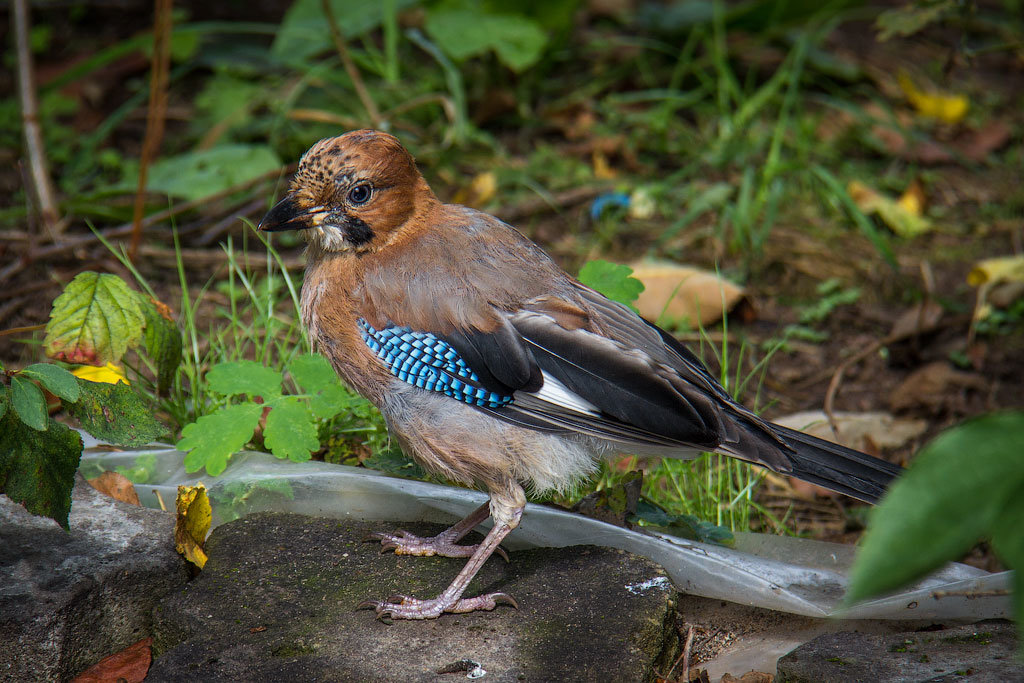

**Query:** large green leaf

left=264, top=398, right=318, bottom=463
left=846, top=412, right=1024, bottom=605
left=20, top=363, right=80, bottom=402
left=178, top=403, right=264, bottom=476
left=45, top=272, right=146, bottom=366
left=425, top=8, right=548, bottom=72
left=272, top=0, right=418, bottom=63
left=207, top=360, right=282, bottom=400
left=67, top=379, right=169, bottom=447
left=10, top=375, right=48, bottom=431
left=0, top=410, right=83, bottom=529
left=120, top=144, right=281, bottom=201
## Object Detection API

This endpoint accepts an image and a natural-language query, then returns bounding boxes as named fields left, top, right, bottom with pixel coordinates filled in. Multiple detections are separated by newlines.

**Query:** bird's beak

left=258, top=193, right=314, bottom=232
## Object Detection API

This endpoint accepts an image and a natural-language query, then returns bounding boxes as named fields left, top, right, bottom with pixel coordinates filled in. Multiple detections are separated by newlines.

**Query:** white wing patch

left=525, top=371, right=602, bottom=415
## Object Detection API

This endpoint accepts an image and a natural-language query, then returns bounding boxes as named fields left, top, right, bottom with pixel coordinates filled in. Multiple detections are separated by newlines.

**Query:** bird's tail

left=767, top=424, right=903, bottom=504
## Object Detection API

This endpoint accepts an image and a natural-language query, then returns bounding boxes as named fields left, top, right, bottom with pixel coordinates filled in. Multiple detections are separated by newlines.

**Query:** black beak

left=258, top=193, right=313, bottom=232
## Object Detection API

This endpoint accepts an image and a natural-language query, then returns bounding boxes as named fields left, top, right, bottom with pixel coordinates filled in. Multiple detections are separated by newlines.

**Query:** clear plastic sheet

left=78, top=433, right=1012, bottom=621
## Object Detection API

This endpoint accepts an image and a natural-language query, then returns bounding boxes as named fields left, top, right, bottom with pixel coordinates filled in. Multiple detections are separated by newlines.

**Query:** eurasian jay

left=259, top=130, right=902, bottom=621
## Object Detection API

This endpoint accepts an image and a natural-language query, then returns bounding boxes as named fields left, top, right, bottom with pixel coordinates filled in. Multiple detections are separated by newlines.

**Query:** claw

left=377, top=610, right=393, bottom=625
left=386, top=594, right=409, bottom=604
left=355, top=600, right=380, bottom=611
left=494, top=546, right=509, bottom=563
left=491, top=593, right=518, bottom=609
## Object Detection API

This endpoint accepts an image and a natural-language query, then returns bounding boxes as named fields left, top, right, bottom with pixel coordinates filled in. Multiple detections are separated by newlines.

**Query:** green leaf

left=20, top=363, right=80, bottom=402
left=288, top=354, right=349, bottom=420
left=264, top=398, right=319, bottom=463
left=178, top=403, right=263, bottom=476
left=875, top=0, right=955, bottom=41
left=631, top=499, right=735, bottom=546
left=44, top=272, right=146, bottom=366
left=991, top=493, right=1024, bottom=656
left=118, top=144, right=281, bottom=201
left=578, top=260, right=645, bottom=312
left=425, top=8, right=548, bottom=72
left=0, top=388, right=7, bottom=421
left=67, top=379, right=169, bottom=447
left=0, top=410, right=83, bottom=529
left=846, top=412, right=1024, bottom=605
left=207, top=361, right=282, bottom=399
left=137, top=294, right=182, bottom=396
left=11, top=375, right=48, bottom=431
left=272, top=0, right=418, bottom=62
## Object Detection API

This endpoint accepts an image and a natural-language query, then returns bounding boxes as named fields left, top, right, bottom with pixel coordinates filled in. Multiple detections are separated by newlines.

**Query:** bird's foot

left=356, top=592, right=518, bottom=622
left=364, top=528, right=509, bottom=562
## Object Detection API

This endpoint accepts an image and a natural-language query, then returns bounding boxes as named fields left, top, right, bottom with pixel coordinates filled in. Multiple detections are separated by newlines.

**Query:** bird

left=258, top=129, right=903, bottom=621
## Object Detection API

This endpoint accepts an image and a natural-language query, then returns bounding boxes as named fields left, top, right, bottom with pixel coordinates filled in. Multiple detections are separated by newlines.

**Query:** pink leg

left=357, top=506, right=522, bottom=621
left=364, top=502, right=508, bottom=562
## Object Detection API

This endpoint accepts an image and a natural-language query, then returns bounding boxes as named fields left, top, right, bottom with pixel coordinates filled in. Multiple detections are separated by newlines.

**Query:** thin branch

left=321, top=0, right=384, bottom=128
left=129, top=0, right=174, bottom=262
left=13, top=0, right=61, bottom=238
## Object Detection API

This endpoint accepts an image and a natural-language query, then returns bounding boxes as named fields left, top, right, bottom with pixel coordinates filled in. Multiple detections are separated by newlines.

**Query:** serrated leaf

left=0, top=410, right=83, bottom=529
left=426, top=9, right=547, bottom=72
left=175, top=484, right=211, bottom=568
left=288, top=354, right=349, bottom=419
left=11, top=375, right=48, bottom=431
left=265, top=398, right=318, bottom=463
left=578, top=260, right=645, bottom=312
left=45, top=272, right=145, bottom=366
left=67, top=379, right=168, bottom=447
left=178, top=403, right=263, bottom=476
left=207, top=361, right=282, bottom=399
left=846, top=412, right=1024, bottom=605
left=20, top=363, right=80, bottom=402
left=137, top=294, right=182, bottom=396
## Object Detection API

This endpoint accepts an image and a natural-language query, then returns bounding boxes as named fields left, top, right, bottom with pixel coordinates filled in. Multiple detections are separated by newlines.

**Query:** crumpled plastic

left=78, top=433, right=1012, bottom=621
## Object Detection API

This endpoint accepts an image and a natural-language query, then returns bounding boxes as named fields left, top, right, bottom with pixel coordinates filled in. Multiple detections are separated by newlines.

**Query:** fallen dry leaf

left=889, top=361, right=988, bottom=414
left=629, top=261, right=749, bottom=328
left=87, top=471, right=141, bottom=506
left=175, top=483, right=212, bottom=569
left=847, top=180, right=933, bottom=238
left=451, top=171, right=497, bottom=208
left=889, top=299, right=944, bottom=339
left=71, top=637, right=152, bottom=683
left=967, top=255, right=1024, bottom=288
left=71, top=362, right=128, bottom=385
left=720, top=671, right=774, bottom=683
left=897, top=70, right=968, bottom=124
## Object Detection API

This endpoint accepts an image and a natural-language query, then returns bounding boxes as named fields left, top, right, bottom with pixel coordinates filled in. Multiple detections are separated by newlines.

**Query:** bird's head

left=259, top=130, right=435, bottom=254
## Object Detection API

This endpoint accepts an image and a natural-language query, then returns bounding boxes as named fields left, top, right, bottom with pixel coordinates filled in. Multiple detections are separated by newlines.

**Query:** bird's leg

left=364, top=501, right=508, bottom=561
left=357, top=505, right=522, bottom=621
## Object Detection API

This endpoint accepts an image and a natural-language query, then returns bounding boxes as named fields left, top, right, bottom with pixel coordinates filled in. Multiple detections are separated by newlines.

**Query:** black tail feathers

left=771, top=424, right=903, bottom=504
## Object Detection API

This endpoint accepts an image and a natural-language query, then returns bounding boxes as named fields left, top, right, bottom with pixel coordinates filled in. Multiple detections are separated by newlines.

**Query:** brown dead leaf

left=889, top=300, right=943, bottom=339
left=889, top=361, right=987, bottom=414
left=87, top=471, right=141, bottom=506
left=71, top=637, right=152, bottom=683
left=630, top=262, right=749, bottom=328
left=721, top=672, right=774, bottom=683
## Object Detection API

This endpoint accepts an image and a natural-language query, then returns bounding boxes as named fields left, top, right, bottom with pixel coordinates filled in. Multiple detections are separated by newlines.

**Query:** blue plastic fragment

left=590, top=192, right=631, bottom=220
left=357, top=318, right=512, bottom=408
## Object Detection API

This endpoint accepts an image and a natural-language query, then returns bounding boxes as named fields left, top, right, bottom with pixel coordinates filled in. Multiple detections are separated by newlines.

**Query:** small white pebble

left=467, top=663, right=487, bottom=679
left=625, top=576, right=670, bottom=595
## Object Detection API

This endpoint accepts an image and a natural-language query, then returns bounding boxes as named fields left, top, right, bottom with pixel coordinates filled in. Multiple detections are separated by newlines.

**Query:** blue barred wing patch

left=357, top=318, right=513, bottom=408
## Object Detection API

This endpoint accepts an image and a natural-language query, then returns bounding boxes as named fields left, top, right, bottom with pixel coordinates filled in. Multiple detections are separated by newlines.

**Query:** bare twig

left=13, top=0, right=61, bottom=238
left=321, top=0, right=383, bottom=128
left=664, top=625, right=695, bottom=682
left=129, top=0, right=174, bottom=262
left=495, top=186, right=610, bottom=224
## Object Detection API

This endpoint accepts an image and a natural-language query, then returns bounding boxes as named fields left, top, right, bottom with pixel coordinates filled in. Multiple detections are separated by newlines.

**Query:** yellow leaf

left=592, top=150, right=617, bottom=179
left=896, top=179, right=925, bottom=217
left=451, top=171, right=497, bottom=208
left=847, top=179, right=933, bottom=238
left=72, top=362, right=128, bottom=385
left=174, top=483, right=212, bottom=569
left=967, top=256, right=1024, bottom=287
left=897, top=71, right=968, bottom=124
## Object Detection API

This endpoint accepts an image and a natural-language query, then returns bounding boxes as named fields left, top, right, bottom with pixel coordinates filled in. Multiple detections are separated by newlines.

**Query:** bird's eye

left=347, top=184, right=371, bottom=206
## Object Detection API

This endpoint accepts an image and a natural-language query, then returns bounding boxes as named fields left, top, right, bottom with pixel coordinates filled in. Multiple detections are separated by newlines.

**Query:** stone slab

left=149, top=513, right=679, bottom=682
